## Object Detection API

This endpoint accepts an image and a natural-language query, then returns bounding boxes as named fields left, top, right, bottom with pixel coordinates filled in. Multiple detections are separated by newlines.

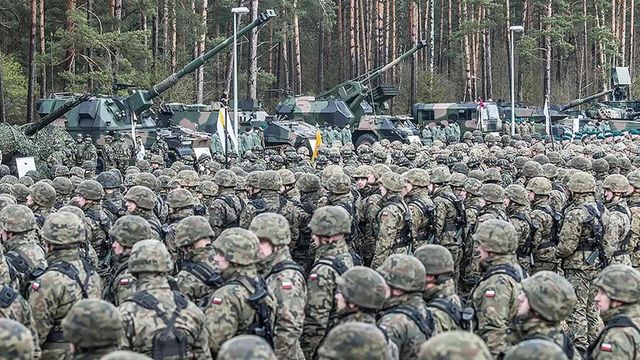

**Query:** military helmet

left=51, top=177, right=73, bottom=197
left=522, top=161, right=543, bottom=178
left=526, top=177, right=552, bottom=196
left=258, top=170, right=282, bottom=191
left=592, top=264, right=640, bottom=304
left=378, top=172, right=403, bottom=193
left=129, top=239, right=173, bottom=273
left=235, top=177, right=247, bottom=192
left=326, top=174, right=351, bottom=195
left=11, top=184, right=29, bottom=203
left=54, top=165, right=70, bottom=178
left=0, top=204, right=36, bottom=233
left=521, top=271, right=576, bottom=322
left=474, top=219, right=518, bottom=254
left=418, top=331, right=492, bottom=360
left=29, top=182, right=57, bottom=208
left=177, top=170, right=199, bottom=188
left=592, top=158, right=610, bottom=173
left=505, top=184, right=529, bottom=206
left=249, top=212, right=291, bottom=246
left=0, top=195, right=16, bottom=212
left=18, top=177, right=33, bottom=187
left=371, top=164, right=391, bottom=179
left=61, top=299, right=122, bottom=349
left=567, top=171, right=596, bottom=193
left=196, top=181, right=218, bottom=197
left=217, top=335, right=277, bottom=360
left=403, top=169, right=430, bottom=187
left=110, top=215, right=153, bottom=248
left=213, top=169, right=237, bottom=188
left=124, top=186, right=156, bottom=210
left=353, top=165, right=374, bottom=179
left=414, top=244, right=454, bottom=275
left=468, top=169, right=484, bottom=181
left=150, top=155, right=164, bottom=165
left=336, top=266, right=387, bottom=310
left=569, top=156, right=591, bottom=171
left=464, top=178, right=483, bottom=197
left=602, top=174, right=630, bottom=194
left=480, top=183, right=505, bottom=204
left=41, top=211, right=85, bottom=245
left=449, top=173, right=467, bottom=188
left=69, top=166, right=86, bottom=178
left=0, top=319, right=34, bottom=360
left=376, top=254, right=426, bottom=292
left=430, top=167, right=452, bottom=184
left=213, top=228, right=261, bottom=266
left=308, top=206, right=351, bottom=237
left=76, top=180, right=104, bottom=201
left=0, top=175, right=18, bottom=185
left=503, top=339, right=568, bottom=360
left=297, top=174, right=321, bottom=193
left=627, top=170, right=640, bottom=188
left=278, top=169, right=296, bottom=186
left=135, top=159, right=150, bottom=172
left=532, top=154, right=550, bottom=165
left=167, top=188, right=195, bottom=209
left=541, top=163, right=559, bottom=179
left=134, top=172, right=159, bottom=192
left=245, top=171, right=262, bottom=189
left=317, top=322, right=388, bottom=360
left=483, top=168, right=502, bottom=183
left=297, top=147, right=310, bottom=157
left=175, top=216, right=215, bottom=247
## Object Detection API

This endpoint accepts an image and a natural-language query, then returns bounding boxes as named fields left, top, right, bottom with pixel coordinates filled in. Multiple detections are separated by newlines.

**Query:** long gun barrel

left=562, top=89, right=614, bottom=111
left=358, top=40, right=428, bottom=84
left=24, top=94, right=91, bottom=136
left=126, top=9, right=276, bottom=115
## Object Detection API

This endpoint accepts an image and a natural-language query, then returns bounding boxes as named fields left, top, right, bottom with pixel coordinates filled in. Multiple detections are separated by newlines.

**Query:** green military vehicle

left=275, top=41, right=427, bottom=147
left=35, top=10, right=276, bottom=167
left=411, top=101, right=503, bottom=134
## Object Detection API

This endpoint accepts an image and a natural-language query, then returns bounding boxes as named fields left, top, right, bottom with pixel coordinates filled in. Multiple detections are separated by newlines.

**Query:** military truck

left=411, top=101, right=503, bottom=134
left=275, top=41, right=427, bottom=147
left=35, top=9, right=276, bottom=167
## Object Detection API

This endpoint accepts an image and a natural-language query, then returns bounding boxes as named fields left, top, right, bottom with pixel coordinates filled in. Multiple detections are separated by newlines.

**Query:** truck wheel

left=355, top=133, right=377, bottom=147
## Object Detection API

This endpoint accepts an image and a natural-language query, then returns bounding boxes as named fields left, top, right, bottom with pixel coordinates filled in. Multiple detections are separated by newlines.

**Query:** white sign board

left=15, top=157, right=37, bottom=178
left=193, top=147, right=211, bottom=160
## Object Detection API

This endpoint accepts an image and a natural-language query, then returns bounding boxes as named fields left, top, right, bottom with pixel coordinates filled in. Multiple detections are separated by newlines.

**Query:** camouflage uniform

left=505, top=185, right=534, bottom=273
left=28, top=212, right=102, bottom=360
left=102, top=135, right=117, bottom=170
left=557, top=172, right=610, bottom=351
left=27, top=182, right=56, bottom=229
left=163, top=188, right=196, bottom=257
left=251, top=213, right=306, bottom=360
left=291, top=174, right=321, bottom=271
left=602, top=175, right=633, bottom=266
left=470, top=219, right=522, bottom=358
left=204, top=228, right=277, bottom=356
left=124, top=186, right=163, bottom=239
left=96, top=171, right=125, bottom=222
left=403, top=169, right=435, bottom=250
left=317, top=322, right=392, bottom=360
left=208, top=170, right=243, bottom=237
left=504, top=339, right=570, bottom=360
left=418, top=330, right=492, bottom=360
left=61, top=299, right=122, bottom=359
left=510, top=271, right=580, bottom=360
left=627, top=171, right=640, bottom=269
left=174, top=216, right=218, bottom=306
left=587, top=265, right=640, bottom=360
left=150, top=136, right=169, bottom=160
left=118, top=240, right=210, bottom=359
left=82, top=137, right=98, bottom=163
left=526, top=177, right=562, bottom=274
left=377, top=254, right=433, bottom=360
left=217, top=335, right=277, bottom=360
left=301, top=206, right=358, bottom=358
left=0, top=286, right=41, bottom=359
left=113, top=133, right=132, bottom=172
left=102, top=215, right=154, bottom=306
left=75, top=180, right=112, bottom=272
left=0, top=319, right=36, bottom=360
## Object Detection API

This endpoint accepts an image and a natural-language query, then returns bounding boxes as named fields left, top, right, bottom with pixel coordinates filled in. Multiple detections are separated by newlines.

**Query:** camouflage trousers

left=529, top=260, right=562, bottom=276
left=564, top=268, right=602, bottom=352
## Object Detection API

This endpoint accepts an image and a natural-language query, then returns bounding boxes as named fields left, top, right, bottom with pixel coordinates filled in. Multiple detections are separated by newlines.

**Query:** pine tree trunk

left=282, top=35, right=290, bottom=91
left=170, top=0, right=177, bottom=70
left=429, top=0, right=435, bottom=74
left=248, top=0, right=258, bottom=102
left=317, top=24, right=325, bottom=92
left=197, top=0, right=208, bottom=103
left=27, top=0, right=36, bottom=123
left=359, top=0, right=369, bottom=71
left=337, top=0, right=344, bottom=78
left=461, top=0, right=472, bottom=100
left=390, top=0, right=397, bottom=81
left=447, top=0, right=452, bottom=75
left=292, top=0, right=302, bottom=94
left=65, top=0, right=76, bottom=77
left=87, top=0, right=94, bottom=91
left=630, top=0, right=635, bottom=70
left=0, top=58, right=5, bottom=123
left=152, top=9, right=158, bottom=72
left=38, top=0, right=45, bottom=97
left=544, top=0, right=552, bottom=102
left=621, top=0, right=627, bottom=64
left=409, top=0, right=418, bottom=107
left=376, top=0, right=384, bottom=69
left=349, top=0, right=356, bottom=77
left=505, top=0, right=511, bottom=94
left=163, top=0, right=169, bottom=58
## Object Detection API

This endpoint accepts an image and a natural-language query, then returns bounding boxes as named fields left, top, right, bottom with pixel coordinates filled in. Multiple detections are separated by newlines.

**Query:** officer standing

left=602, top=174, right=632, bottom=266
left=526, top=177, right=562, bottom=274
left=403, top=169, right=435, bottom=250
left=208, top=170, right=243, bottom=236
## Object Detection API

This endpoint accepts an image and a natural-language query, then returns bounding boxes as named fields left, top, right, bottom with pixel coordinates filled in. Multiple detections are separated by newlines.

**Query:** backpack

left=179, top=260, right=224, bottom=289
left=428, top=297, right=463, bottom=327
left=46, top=260, right=93, bottom=299
left=217, top=194, right=243, bottom=227
left=267, top=260, right=306, bottom=280
left=383, top=304, right=435, bottom=338
left=128, top=291, right=190, bottom=360
left=230, top=276, right=274, bottom=347
left=0, top=286, right=18, bottom=308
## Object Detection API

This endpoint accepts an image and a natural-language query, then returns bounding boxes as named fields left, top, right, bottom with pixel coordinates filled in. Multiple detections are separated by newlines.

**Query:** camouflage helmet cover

left=376, top=254, right=426, bottom=292
left=418, top=331, right=492, bottom=360
left=213, top=169, right=237, bottom=188
left=0, top=319, right=34, bottom=360
left=41, top=211, right=85, bottom=245
left=378, top=172, right=404, bottom=193
left=175, top=216, right=215, bottom=247
left=430, top=166, right=452, bottom=184
left=403, top=168, right=430, bottom=187
left=129, top=239, right=174, bottom=273
left=124, top=186, right=157, bottom=210
left=414, top=244, right=454, bottom=275
left=76, top=180, right=105, bottom=201
left=567, top=171, right=596, bottom=193
left=0, top=204, right=36, bottom=233
left=521, top=270, right=577, bottom=322
left=480, top=183, right=505, bottom=203
left=602, top=174, right=630, bottom=194
left=505, top=184, right=529, bottom=206
left=503, top=339, right=568, bottom=360
left=317, top=322, right=388, bottom=360
left=29, top=182, right=57, bottom=208
left=213, top=227, right=261, bottom=265
left=326, top=174, right=351, bottom=195
left=474, top=219, right=518, bottom=254
left=217, top=335, right=277, bottom=360
left=196, top=181, right=218, bottom=197
left=627, top=170, right=640, bottom=188
left=246, top=171, right=263, bottom=189
left=297, top=173, right=321, bottom=193
left=61, top=299, right=123, bottom=348
left=526, top=177, right=552, bottom=196
left=167, top=188, right=195, bottom=208
left=52, top=177, right=74, bottom=196
left=258, top=170, right=283, bottom=191
left=110, top=215, right=154, bottom=248
left=278, top=169, right=296, bottom=186
left=249, top=212, right=291, bottom=246
left=308, top=206, right=352, bottom=237
left=592, top=264, right=640, bottom=304
left=335, top=266, right=388, bottom=310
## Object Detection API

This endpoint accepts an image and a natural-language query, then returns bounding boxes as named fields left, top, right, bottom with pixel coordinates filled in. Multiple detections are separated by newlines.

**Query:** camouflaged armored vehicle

left=275, top=41, right=426, bottom=147
left=35, top=10, right=276, bottom=166
left=411, top=101, right=503, bottom=134
left=157, top=99, right=318, bottom=151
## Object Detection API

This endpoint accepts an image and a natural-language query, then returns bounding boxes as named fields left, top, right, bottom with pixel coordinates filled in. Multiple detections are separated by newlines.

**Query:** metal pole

left=510, top=31, right=516, bottom=136
left=233, top=13, right=239, bottom=156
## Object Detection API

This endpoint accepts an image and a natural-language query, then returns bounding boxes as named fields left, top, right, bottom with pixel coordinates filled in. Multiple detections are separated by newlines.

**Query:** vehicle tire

left=355, top=133, right=377, bottom=147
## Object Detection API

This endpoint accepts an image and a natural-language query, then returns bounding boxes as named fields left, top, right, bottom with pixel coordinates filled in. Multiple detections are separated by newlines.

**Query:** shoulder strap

left=268, top=260, right=306, bottom=280
left=46, top=261, right=89, bottom=298
left=409, top=198, right=434, bottom=217
left=428, top=297, right=462, bottom=325
left=525, top=331, right=575, bottom=360
left=5, top=249, right=34, bottom=274
left=385, top=304, right=435, bottom=338
left=481, top=264, right=522, bottom=283
left=0, top=286, right=18, bottom=308
left=180, top=260, right=217, bottom=286
left=219, top=194, right=242, bottom=213
left=588, top=315, right=640, bottom=356
left=316, top=256, right=349, bottom=275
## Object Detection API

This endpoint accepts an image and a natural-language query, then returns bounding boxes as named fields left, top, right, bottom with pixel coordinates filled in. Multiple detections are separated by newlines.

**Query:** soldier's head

left=308, top=206, right=351, bottom=247
left=0, top=204, right=36, bottom=243
left=109, top=215, right=153, bottom=255
left=166, top=188, right=195, bottom=217
left=378, top=172, right=403, bottom=196
left=376, top=254, right=426, bottom=298
left=414, top=244, right=454, bottom=294
left=593, top=265, right=640, bottom=312
left=335, top=266, right=389, bottom=313
left=0, top=319, right=34, bottom=360
left=479, top=183, right=505, bottom=207
left=62, top=299, right=123, bottom=353
left=73, top=180, right=104, bottom=208
left=474, top=219, right=518, bottom=264
left=175, top=216, right=215, bottom=250
left=249, top=212, right=290, bottom=258
left=566, top=171, right=596, bottom=197
left=129, top=239, right=173, bottom=275
left=518, top=271, right=576, bottom=323
left=26, top=182, right=56, bottom=210
left=504, top=184, right=529, bottom=208
left=218, top=335, right=277, bottom=360
left=402, top=168, right=430, bottom=196
left=212, top=228, right=261, bottom=273
left=602, top=174, right=630, bottom=203
left=41, top=212, right=85, bottom=251
left=418, top=331, right=492, bottom=360
left=123, top=186, right=156, bottom=214
left=76, top=133, right=83, bottom=143
left=503, top=339, right=568, bottom=360
left=317, top=322, right=389, bottom=360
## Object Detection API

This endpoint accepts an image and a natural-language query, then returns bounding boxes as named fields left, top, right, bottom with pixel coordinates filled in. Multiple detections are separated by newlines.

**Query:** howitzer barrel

left=360, top=40, right=428, bottom=83
left=24, top=94, right=90, bottom=136
left=562, top=89, right=614, bottom=111
left=145, top=10, right=276, bottom=100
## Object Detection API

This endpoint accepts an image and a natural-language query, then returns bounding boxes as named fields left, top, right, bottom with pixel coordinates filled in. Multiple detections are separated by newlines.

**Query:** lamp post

left=509, top=25, right=524, bottom=136
left=232, top=7, right=249, bottom=155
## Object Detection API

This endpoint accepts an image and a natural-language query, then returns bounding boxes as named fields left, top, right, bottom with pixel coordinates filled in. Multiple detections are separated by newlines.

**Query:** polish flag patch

left=212, top=297, right=223, bottom=305
left=31, top=282, right=40, bottom=291
left=120, top=278, right=130, bottom=285
left=484, top=290, right=496, bottom=298
left=600, top=343, right=613, bottom=352
left=310, top=274, right=318, bottom=281
left=282, top=281, right=293, bottom=290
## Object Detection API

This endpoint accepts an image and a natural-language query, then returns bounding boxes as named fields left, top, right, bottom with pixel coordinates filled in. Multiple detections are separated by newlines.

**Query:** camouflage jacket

left=259, top=248, right=306, bottom=360
left=605, top=198, right=632, bottom=264
left=102, top=254, right=136, bottom=306
left=208, top=189, right=243, bottom=237
left=28, top=249, right=102, bottom=359
left=512, top=317, right=581, bottom=360
left=371, top=194, right=411, bottom=269
left=628, top=195, right=640, bottom=268
left=423, top=279, right=462, bottom=333
left=129, top=209, right=163, bottom=241
left=4, top=232, right=47, bottom=289
left=301, top=240, right=356, bottom=358
left=470, top=255, right=522, bottom=358
left=163, top=209, right=193, bottom=257
left=432, top=186, right=462, bottom=246
left=529, top=199, right=560, bottom=270
left=587, top=303, right=640, bottom=360
left=405, top=189, right=435, bottom=249
left=103, top=191, right=125, bottom=222
left=507, top=204, right=533, bottom=269
left=0, top=285, right=42, bottom=359
left=204, top=267, right=277, bottom=356
left=378, top=293, right=432, bottom=360
left=240, top=191, right=299, bottom=244
left=119, top=275, right=210, bottom=360
left=83, top=204, right=111, bottom=259
left=176, top=245, right=218, bottom=306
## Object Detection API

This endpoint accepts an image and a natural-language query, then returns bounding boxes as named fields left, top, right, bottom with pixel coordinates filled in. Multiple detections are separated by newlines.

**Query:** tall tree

left=38, top=0, right=45, bottom=97
left=248, top=0, right=258, bottom=101
left=196, top=0, right=208, bottom=103
left=292, top=0, right=302, bottom=94
left=27, top=0, right=36, bottom=123
left=0, top=58, right=6, bottom=123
